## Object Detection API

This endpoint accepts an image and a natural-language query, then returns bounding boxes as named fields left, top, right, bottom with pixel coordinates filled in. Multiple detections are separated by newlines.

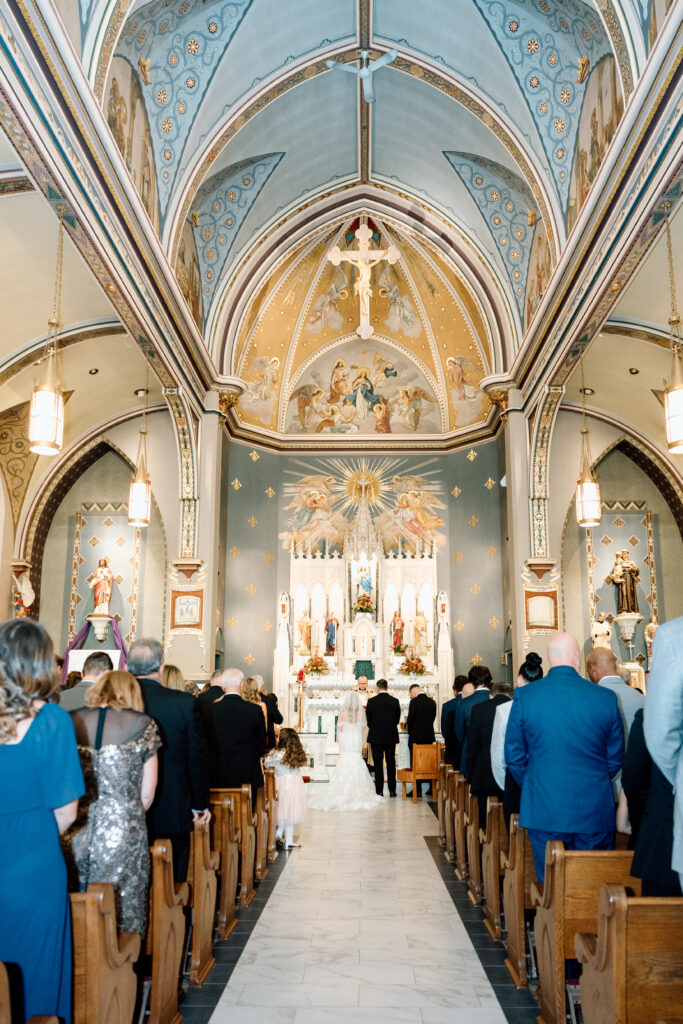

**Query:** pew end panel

left=454, top=775, right=469, bottom=882
left=481, top=797, right=507, bottom=941
left=264, top=768, right=278, bottom=864
left=147, top=840, right=189, bottom=1024
left=254, top=784, right=270, bottom=882
left=465, top=789, right=483, bottom=906
left=212, top=786, right=256, bottom=907
left=444, top=767, right=456, bottom=863
left=209, top=793, right=239, bottom=940
left=188, top=821, right=219, bottom=987
left=0, top=963, right=60, bottom=1024
left=502, top=815, right=537, bottom=989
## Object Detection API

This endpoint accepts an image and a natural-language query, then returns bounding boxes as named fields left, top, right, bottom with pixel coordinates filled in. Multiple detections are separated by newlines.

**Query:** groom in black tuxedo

left=366, top=678, right=401, bottom=797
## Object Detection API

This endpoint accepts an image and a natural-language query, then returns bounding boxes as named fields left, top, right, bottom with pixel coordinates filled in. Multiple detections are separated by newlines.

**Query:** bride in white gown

left=309, top=691, right=383, bottom=811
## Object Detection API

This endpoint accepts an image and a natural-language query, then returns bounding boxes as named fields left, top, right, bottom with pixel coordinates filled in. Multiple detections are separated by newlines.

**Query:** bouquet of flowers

left=304, top=653, right=326, bottom=675
left=399, top=653, right=426, bottom=676
left=353, top=594, right=374, bottom=615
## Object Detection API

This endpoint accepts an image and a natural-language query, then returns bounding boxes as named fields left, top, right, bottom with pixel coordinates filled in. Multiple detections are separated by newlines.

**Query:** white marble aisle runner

left=209, top=795, right=509, bottom=1024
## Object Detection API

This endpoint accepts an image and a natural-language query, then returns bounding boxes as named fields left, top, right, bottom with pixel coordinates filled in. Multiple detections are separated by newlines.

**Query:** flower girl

left=265, top=728, right=307, bottom=849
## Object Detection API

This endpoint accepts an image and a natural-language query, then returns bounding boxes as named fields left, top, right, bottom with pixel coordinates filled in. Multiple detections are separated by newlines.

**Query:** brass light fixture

left=128, top=365, right=151, bottom=528
left=29, top=209, right=66, bottom=455
left=575, top=351, right=601, bottom=527
left=663, top=215, right=683, bottom=454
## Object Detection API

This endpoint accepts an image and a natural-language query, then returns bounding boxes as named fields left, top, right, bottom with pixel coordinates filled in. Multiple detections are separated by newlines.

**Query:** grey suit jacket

left=644, top=617, right=683, bottom=874
left=59, top=678, right=94, bottom=712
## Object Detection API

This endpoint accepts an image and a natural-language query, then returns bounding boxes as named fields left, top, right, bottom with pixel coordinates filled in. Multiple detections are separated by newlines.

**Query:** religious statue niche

left=297, top=608, right=312, bottom=654
left=606, top=549, right=640, bottom=615
left=325, top=615, right=340, bottom=655
left=352, top=559, right=376, bottom=614
left=390, top=609, right=405, bottom=654
left=89, top=557, right=114, bottom=617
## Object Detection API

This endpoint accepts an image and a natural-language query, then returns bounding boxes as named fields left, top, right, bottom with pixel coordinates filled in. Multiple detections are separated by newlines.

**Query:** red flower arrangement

left=399, top=653, right=426, bottom=676
left=353, top=594, right=374, bottom=614
left=304, top=653, right=326, bottom=675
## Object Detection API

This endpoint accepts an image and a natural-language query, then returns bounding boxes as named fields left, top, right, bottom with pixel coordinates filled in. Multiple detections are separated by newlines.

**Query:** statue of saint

left=414, top=611, right=428, bottom=653
left=325, top=615, right=340, bottom=654
left=356, top=565, right=373, bottom=601
left=298, top=610, right=312, bottom=653
left=590, top=612, right=613, bottom=649
left=391, top=611, right=404, bottom=654
left=89, top=557, right=114, bottom=616
left=606, top=549, right=640, bottom=615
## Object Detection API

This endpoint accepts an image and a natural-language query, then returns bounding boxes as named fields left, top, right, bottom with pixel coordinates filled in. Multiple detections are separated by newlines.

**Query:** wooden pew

left=444, top=767, right=456, bottom=863
left=209, top=792, right=239, bottom=940
left=454, top=774, right=469, bottom=882
left=187, top=821, right=218, bottom=987
left=437, top=760, right=448, bottom=847
left=465, top=788, right=483, bottom=905
left=265, top=767, right=278, bottom=863
left=0, top=961, right=58, bottom=1024
left=397, top=744, right=439, bottom=802
left=480, top=797, right=508, bottom=941
left=254, top=784, right=270, bottom=882
left=532, top=843, right=640, bottom=1024
left=211, top=786, right=256, bottom=907
left=147, top=840, right=189, bottom=1024
left=576, top=884, right=683, bottom=1024
left=501, top=815, right=537, bottom=987
left=70, top=883, right=140, bottom=1024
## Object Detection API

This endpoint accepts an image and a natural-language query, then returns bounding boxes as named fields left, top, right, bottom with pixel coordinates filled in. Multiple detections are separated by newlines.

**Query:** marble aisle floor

left=201, top=795, right=537, bottom=1024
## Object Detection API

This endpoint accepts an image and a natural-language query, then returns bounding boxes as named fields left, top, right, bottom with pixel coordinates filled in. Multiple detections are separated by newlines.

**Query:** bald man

left=504, top=633, right=625, bottom=880
left=586, top=646, right=644, bottom=743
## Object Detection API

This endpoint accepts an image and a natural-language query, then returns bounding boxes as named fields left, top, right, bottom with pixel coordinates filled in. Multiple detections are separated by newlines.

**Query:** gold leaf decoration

left=229, top=546, right=240, bottom=558
left=246, top=583, right=256, bottom=595
left=451, top=485, right=462, bottom=498
left=454, top=619, right=464, bottom=631
left=263, top=620, right=273, bottom=632
left=471, top=583, right=480, bottom=595
left=265, top=552, right=274, bottom=564
left=265, top=486, right=275, bottom=498
left=244, top=653, right=255, bottom=666
left=471, top=652, right=483, bottom=665
left=488, top=546, right=498, bottom=558
left=250, top=451, right=260, bottom=462
left=468, top=515, right=479, bottom=527
left=248, top=515, right=258, bottom=528
left=467, top=449, right=478, bottom=462
left=231, top=478, right=242, bottom=490
left=489, top=616, right=500, bottom=629
left=228, top=616, right=237, bottom=628
left=485, top=477, right=495, bottom=490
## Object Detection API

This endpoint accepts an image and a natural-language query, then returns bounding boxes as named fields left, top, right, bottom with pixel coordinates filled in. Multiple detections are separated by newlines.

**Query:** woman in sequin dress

left=62, top=670, right=160, bottom=934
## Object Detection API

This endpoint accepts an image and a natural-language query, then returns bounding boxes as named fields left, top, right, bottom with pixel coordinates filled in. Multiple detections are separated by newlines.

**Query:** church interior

left=0, top=0, right=682, bottom=1021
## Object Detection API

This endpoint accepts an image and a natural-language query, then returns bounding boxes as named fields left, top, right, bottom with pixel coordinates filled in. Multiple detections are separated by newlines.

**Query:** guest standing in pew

left=587, top=646, right=644, bottom=787
left=643, top=616, right=683, bottom=893
left=196, top=668, right=225, bottom=708
left=455, top=665, right=492, bottom=775
left=257, top=674, right=284, bottom=750
left=406, top=682, right=437, bottom=796
left=440, top=674, right=469, bottom=768
left=467, top=681, right=513, bottom=829
left=129, top=638, right=210, bottom=883
left=490, top=652, right=543, bottom=835
left=162, top=664, right=187, bottom=692
left=243, top=675, right=269, bottom=735
left=62, top=671, right=161, bottom=933
left=0, top=619, right=84, bottom=1024
left=59, top=650, right=113, bottom=712
left=366, top=678, right=401, bottom=797
left=621, top=708, right=682, bottom=897
left=202, top=668, right=266, bottom=809
left=505, top=633, right=625, bottom=881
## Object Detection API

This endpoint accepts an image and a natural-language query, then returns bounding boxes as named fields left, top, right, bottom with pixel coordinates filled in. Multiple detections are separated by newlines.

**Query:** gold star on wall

left=467, top=449, right=478, bottom=462
left=246, top=584, right=256, bottom=595
left=249, top=451, right=260, bottom=462
left=454, top=619, right=464, bottom=631
left=453, top=551, right=463, bottom=563
left=451, top=485, right=462, bottom=498
left=248, top=516, right=258, bottom=528
left=468, top=515, right=479, bottom=527
left=263, top=620, right=273, bottom=632
left=485, top=477, right=496, bottom=490
left=245, top=653, right=255, bottom=666
left=471, top=652, right=483, bottom=665
left=489, top=616, right=500, bottom=629
left=265, top=486, right=275, bottom=498
left=471, top=583, right=480, bottom=595
left=488, top=546, right=498, bottom=558
left=231, top=478, right=242, bottom=490
left=265, top=552, right=274, bottom=564
left=229, top=546, right=240, bottom=558
left=228, top=616, right=237, bottom=628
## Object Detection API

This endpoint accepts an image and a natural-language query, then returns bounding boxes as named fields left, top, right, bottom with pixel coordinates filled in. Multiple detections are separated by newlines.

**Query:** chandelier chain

left=51, top=208, right=65, bottom=332
left=665, top=216, right=680, bottom=329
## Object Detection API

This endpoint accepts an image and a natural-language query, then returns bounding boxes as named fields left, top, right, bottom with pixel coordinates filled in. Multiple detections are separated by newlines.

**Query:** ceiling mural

left=106, top=56, right=160, bottom=231
left=647, top=0, right=675, bottom=51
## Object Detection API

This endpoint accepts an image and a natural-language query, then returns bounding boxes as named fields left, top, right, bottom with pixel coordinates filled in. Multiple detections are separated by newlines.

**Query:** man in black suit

left=366, top=678, right=401, bottom=797
left=202, top=669, right=267, bottom=808
left=440, top=674, right=469, bottom=767
left=257, top=674, right=284, bottom=750
left=407, top=682, right=437, bottom=796
left=128, top=637, right=210, bottom=882
left=196, top=668, right=225, bottom=708
left=455, top=665, right=492, bottom=774
left=466, top=681, right=513, bottom=828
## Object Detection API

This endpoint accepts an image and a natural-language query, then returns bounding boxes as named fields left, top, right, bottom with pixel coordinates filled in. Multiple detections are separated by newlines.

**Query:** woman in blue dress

left=0, top=618, right=84, bottom=1023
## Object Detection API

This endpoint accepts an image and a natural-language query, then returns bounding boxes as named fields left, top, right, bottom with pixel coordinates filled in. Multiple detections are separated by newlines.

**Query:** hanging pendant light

left=663, top=216, right=683, bottom=454
left=29, top=209, right=65, bottom=455
left=576, top=352, right=601, bottom=527
left=128, top=367, right=151, bottom=527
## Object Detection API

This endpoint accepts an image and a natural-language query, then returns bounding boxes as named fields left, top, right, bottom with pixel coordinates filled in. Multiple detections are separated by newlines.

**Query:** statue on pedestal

left=390, top=611, right=404, bottom=654
left=606, top=549, right=640, bottom=615
left=298, top=609, right=311, bottom=653
left=590, top=612, right=613, bottom=649
left=414, top=610, right=428, bottom=654
left=89, top=557, right=114, bottom=616
left=325, top=615, right=340, bottom=654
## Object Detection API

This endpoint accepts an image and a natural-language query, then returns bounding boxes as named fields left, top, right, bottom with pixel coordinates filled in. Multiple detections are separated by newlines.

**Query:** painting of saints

left=329, top=358, right=351, bottom=403
left=350, top=367, right=382, bottom=420
left=397, top=387, right=436, bottom=431
left=306, top=267, right=348, bottom=334
left=107, top=77, right=127, bottom=155
left=648, top=0, right=674, bottom=52
left=524, top=220, right=553, bottom=330
left=371, top=352, right=398, bottom=386
left=105, top=59, right=160, bottom=232
left=176, top=220, right=204, bottom=331
left=373, top=395, right=392, bottom=433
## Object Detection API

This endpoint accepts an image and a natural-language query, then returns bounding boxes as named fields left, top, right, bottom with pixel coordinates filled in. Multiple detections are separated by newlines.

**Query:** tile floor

left=180, top=793, right=539, bottom=1024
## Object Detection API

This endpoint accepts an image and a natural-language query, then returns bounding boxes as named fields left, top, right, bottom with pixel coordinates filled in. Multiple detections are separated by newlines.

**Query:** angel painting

left=397, top=387, right=436, bottom=431
left=306, top=267, right=348, bottom=334
left=380, top=268, right=421, bottom=337
left=289, top=385, right=332, bottom=429
left=244, top=356, right=280, bottom=405
left=446, top=355, right=485, bottom=427
left=279, top=475, right=346, bottom=551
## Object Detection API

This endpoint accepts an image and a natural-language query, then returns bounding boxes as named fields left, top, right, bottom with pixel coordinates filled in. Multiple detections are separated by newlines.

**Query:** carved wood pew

left=0, top=961, right=58, bottom=1024
left=480, top=797, right=508, bottom=941
left=70, top=883, right=140, bottom=1024
left=453, top=774, right=469, bottom=882
left=264, top=767, right=278, bottom=863
left=254, top=783, right=270, bottom=882
left=444, top=767, right=456, bottom=863
left=187, top=821, right=218, bottom=987
left=465, top=787, right=483, bottom=905
left=531, top=842, right=640, bottom=1024
left=501, top=814, right=537, bottom=987
left=209, top=792, right=239, bottom=940
left=437, top=760, right=448, bottom=848
left=211, top=786, right=256, bottom=907
left=146, top=840, right=189, bottom=1024
left=576, top=884, right=683, bottom=1024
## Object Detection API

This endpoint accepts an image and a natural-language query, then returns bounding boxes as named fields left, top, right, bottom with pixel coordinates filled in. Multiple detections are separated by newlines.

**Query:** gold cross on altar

left=328, top=223, right=400, bottom=339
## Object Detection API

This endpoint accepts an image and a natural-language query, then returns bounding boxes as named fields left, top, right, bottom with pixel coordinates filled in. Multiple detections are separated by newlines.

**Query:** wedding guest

left=0, top=619, right=84, bottom=1024
left=243, top=675, right=268, bottom=733
left=163, top=664, right=186, bottom=692
left=60, top=651, right=113, bottom=712
left=491, top=652, right=543, bottom=833
left=202, top=668, right=266, bottom=808
left=257, top=674, right=283, bottom=749
left=455, top=665, right=492, bottom=774
left=64, top=670, right=82, bottom=690
left=63, top=671, right=161, bottom=933
left=196, top=668, right=225, bottom=707
left=467, top=681, right=513, bottom=828
left=440, top=674, right=468, bottom=767
left=407, top=682, right=437, bottom=796
left=587, top=647, right=644, bottom=740
left=129, top=637, right=210, bottom=882
left=265, top=728, right=307, bottom=849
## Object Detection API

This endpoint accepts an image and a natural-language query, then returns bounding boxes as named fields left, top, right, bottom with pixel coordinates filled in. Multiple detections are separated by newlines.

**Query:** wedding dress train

left=309, top=692, right=383, bottom=812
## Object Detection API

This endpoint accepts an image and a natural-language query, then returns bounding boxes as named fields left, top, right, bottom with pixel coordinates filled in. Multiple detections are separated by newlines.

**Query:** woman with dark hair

left=491, top=652, right=544, bottom=833
left=0, top=618, right=84, bottom=1023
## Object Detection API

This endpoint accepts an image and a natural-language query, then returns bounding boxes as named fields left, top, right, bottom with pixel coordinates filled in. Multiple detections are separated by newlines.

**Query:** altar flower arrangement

left=399, top=653, right=426, bottom=676
left=353, top=594, right=374, bottom=614
left=304, top=653, right=326, bottom=675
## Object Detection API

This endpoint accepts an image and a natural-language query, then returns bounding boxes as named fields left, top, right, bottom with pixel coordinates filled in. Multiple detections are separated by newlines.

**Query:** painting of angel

left=176, top=220, right=204, bottom=331
left=279, top=482, right=346, bottom=551
left=240, top=355, right=281, bottom=425
left=524, top=220, right=553, bottom=330
left=397, top=387, right=437, bottom=431
left=380, top=267, right=422, bottom=337
left=446, top=355, right=486, bottom=427
left=306, top=267, right=348, bottom=334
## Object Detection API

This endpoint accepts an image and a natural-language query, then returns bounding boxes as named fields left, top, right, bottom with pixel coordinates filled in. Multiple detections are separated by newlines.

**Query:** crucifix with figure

left=328, top=223, right=400, bottom=339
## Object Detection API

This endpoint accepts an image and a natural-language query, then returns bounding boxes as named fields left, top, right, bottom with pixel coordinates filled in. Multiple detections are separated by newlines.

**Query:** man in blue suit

left=455, top=665, right=492, bottom=775
left=440, top=674, right=469, bottom=767
left=505, top=633, right=624, bottom=881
